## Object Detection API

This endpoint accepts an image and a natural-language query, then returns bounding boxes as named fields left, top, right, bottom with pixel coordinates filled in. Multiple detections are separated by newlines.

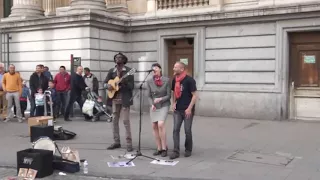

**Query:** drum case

left=17, top=149, right=53, bottom=178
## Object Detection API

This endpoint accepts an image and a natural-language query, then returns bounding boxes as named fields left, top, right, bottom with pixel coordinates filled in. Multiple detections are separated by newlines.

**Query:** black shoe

left=64, top=118, right=72, bottom=121
left=161, top=150, right=167, bottom=157
left=107, top=143, right=121, bottom=150
left=127, top=146, right=133, bottom=152
left=184, top=151, right=192, bottom=157
left=153, top=150, right=162, bottom=156
left=169, top=151, right=180, bottom=159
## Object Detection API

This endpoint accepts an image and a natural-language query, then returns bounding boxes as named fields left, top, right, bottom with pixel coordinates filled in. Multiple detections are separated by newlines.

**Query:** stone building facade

left=0, top=0, right=320, bottom=120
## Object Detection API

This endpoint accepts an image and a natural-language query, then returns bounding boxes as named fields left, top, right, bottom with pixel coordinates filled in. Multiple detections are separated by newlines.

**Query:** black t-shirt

left=172, top=75, right=197, bottom=111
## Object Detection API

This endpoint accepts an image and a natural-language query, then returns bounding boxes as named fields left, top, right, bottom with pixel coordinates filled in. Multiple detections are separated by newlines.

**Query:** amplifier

left=30, top=125, right=54, bottom=142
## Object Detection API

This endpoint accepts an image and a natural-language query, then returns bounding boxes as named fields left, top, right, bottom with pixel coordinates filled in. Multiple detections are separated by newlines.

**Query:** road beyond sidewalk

left=1, top=113, right=320, bottom=180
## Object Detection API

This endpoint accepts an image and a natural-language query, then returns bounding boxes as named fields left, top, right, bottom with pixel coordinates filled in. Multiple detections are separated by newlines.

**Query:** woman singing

left=146, top=63, right=171, bottom=157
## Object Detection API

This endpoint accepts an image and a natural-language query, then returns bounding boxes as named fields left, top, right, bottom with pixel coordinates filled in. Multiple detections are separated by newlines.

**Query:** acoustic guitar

left=107, top=68, right=136, bottom=98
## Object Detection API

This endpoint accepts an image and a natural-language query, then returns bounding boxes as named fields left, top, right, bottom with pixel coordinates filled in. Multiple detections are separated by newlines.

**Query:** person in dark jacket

left=64, top=66, right=87, bottom=121
left=29, top=65, right=49, bottom=117
left=44, top=66, right=53, bottom=81
left=105, top=52, right=134, bottom=152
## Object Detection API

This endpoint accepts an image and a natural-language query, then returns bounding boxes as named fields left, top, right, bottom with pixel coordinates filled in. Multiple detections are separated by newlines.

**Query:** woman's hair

left=152, top=63, right=162, bottom=76
left=113, top=52, right=128, bottom=64
left=151, top=63, right=162, bottom=69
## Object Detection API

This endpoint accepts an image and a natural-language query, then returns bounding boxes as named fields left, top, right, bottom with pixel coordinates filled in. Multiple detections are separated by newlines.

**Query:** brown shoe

left=107, top=143, right=121, bottom=150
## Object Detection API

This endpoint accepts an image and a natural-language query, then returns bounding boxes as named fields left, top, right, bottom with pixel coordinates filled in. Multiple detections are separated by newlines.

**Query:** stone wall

left=197, top=23, right=280, bottom=120
left=125, top=30, right=158, bottom=110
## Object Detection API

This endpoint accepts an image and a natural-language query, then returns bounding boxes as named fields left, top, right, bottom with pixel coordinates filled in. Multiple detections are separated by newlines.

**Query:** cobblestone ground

left=0, top=168, right=129, bottom=180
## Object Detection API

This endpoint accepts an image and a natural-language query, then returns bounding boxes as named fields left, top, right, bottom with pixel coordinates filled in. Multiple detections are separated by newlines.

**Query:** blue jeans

left=30, top=96, right=36, bottom=117
left=56, top=91, right=68, bottom=116
left=173, top=110, right=194, bottom=153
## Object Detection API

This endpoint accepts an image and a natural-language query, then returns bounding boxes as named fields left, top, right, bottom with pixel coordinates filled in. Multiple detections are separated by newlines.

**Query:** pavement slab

left=1, top=113, right=320, bottom=179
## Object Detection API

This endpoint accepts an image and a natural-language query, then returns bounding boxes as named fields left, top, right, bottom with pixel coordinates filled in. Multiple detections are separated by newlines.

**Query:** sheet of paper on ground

left=107, top=161, right=135, bottom=167
left=150, top=159, right=179, bottom=166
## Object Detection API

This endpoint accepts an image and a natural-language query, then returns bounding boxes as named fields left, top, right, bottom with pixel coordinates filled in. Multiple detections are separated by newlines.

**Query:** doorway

left=167, top=38, right=194, bottom=80
left=289, top=32, right=320, bottom=120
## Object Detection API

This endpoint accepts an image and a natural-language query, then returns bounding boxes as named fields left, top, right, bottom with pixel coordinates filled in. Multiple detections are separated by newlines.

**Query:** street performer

left=170, top=61, right=198, bottom=159
left=105, top=52, right=134, bottom=152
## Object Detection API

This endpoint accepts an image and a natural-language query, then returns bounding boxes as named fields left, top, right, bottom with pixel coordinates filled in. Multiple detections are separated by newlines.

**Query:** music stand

left=126, top=71, right=159, bottom=164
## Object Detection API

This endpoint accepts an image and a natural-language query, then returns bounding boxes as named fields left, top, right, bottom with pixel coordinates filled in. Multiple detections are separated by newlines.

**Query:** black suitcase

left=17, top=148, right=53, bottom=178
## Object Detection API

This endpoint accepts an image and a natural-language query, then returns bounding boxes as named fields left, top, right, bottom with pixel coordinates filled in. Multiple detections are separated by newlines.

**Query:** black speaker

left=17, top=149, right=53, bottom=178
left=30, top=125, right=54, bottom=142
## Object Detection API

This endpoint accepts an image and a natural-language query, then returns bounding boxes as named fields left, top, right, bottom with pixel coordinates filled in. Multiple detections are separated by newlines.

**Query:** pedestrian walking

left=64, top=66, right=87, bottom=121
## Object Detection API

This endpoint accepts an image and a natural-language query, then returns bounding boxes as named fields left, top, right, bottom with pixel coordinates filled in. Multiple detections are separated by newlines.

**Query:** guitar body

left=107, top=76, right=120, bottom=98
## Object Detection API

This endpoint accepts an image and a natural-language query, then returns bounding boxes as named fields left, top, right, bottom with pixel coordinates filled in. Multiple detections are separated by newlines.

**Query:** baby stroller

left=82, top=87, right=113, bottom=122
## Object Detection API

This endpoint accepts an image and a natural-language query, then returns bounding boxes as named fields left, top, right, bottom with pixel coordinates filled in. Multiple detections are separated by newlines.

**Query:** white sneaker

left=18, top=119, right=23, bottom=123
left=4, top=118, right=11, bottom=122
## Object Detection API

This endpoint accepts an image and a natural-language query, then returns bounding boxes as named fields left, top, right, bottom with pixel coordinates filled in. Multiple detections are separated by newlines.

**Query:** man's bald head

left=173, top=61, right=186, bottom=75
left=76, top=66, right=83, bottom=75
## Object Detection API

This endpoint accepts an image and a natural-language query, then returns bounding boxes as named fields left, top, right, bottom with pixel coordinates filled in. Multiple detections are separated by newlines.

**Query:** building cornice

left=0, top=2, right=320, bottom=32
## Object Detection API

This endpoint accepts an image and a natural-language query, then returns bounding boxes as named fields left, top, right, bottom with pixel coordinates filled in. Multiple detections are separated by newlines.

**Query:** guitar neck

left=118, top=74, right=129, bottom=83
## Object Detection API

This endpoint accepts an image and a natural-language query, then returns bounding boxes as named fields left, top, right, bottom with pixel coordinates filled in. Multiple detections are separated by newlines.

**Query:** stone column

left=106, top=0, right=129, bottom=17
left=43, top=0, right=66, bottom=16
left=147, top=0, right=156, bottom=13
left=9, top=0, right=44, bottom=18
left=209, top=0, right=223, bottom=10
left=69, top=0, right=107, bottom=15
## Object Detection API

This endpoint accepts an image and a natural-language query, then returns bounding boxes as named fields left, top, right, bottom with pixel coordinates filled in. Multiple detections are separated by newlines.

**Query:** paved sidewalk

left=1, top=113, right=320, bottom=180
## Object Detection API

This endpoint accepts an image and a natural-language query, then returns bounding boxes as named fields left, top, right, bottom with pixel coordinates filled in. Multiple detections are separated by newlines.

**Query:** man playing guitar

left=105, top=52, right=134, bottom=152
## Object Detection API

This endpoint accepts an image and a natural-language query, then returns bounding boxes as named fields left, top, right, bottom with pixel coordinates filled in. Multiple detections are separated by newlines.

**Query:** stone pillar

left=69, top=0, right=107, bottom=15
left=209, top=0, right=223, bottom=10
left=9, top=0, right=44, bottom=19
left=43, top=0, right=67, bottom=16
left=147, top=0, right=156, bottom=13
left=106, top=0, right=129, bottom=17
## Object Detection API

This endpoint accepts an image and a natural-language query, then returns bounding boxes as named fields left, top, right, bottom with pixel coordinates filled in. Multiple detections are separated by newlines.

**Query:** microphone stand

left=126, top=70, right=159, bottom=164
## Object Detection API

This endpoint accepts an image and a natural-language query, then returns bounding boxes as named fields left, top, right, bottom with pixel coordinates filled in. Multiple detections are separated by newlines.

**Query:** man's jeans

left=29, top=95, right=36, bottom=117
left=56, top=91, right=67, bottom=116
left=173, top=110, right=194, bottom=153
left=6, top=92, right=22, bottom=119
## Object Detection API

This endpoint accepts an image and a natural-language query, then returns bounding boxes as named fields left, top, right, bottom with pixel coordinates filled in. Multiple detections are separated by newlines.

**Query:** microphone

left=146, top=67, right=156, bottom=72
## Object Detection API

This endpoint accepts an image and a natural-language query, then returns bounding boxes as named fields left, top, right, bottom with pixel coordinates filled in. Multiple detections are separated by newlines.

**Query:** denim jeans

left=56, top=91, right=67, bottom=116
left=30, top=95, right=36, bottom=117
left=173, top=110, right=194, bottom=153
